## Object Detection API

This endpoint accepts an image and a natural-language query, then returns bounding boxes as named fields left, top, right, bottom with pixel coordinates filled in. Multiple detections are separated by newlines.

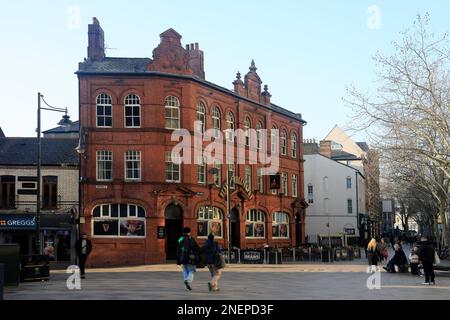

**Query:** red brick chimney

left=87, top=17, right=105, bottom=61
left=186, top=43, right=205, bottom=79
left=319, top=140, right=332, bottom=158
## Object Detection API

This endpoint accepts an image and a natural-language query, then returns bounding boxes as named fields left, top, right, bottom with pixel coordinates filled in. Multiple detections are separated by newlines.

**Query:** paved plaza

left=5, top=258, right=450, bottom=300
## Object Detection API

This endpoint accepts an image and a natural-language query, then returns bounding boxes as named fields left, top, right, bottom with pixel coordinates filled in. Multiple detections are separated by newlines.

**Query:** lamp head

left=58, top=110, right=73, bottom=127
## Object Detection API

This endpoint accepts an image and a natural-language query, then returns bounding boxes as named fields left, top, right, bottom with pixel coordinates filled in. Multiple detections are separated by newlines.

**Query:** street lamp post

left=226, top=167, right=231, bottom=264
left=36, top=92, right=72, bottom=255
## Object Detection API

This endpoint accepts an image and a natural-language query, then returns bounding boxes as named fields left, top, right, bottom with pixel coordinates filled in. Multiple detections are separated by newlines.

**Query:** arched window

left=226, top=111, right=234, bottom=142
left=281, top=129, right=287, bottom=155
left=96, top=93, right=112, bottom=127
left=212, top=106, right=221, bottom=138
left=124, top=94, right=140, bottom=128
left=245, top=209, right=265, bottom=238
left=244, top=117, right=251, bottom=147
left=291, top=132, right=297, bottom=158
left=272, top=212, right=289, bottom=238
left=196, top=102, right=206, bottom=133
left=271, top=126, right=278, bottom=154
left=92, top=203, right=146, bottom=237
left=197, top=206, right=223, bottom=238
left=165, top=96, right=180, bottom=129
left=256, top=122, right=263, bottom=150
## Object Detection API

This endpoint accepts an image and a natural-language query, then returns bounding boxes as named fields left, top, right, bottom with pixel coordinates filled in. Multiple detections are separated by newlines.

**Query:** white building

left=303, top=141, right=366, bottom=246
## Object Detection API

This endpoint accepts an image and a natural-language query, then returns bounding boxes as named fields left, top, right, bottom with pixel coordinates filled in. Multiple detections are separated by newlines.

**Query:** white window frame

left=213, top=160, right=222, bottom=187
left=212, top=107, right=221, bottom=139
left=256, top=122, right=263, bottom=150
left=347, top=199, right=353, bottom=214
left=244, top=117, right=251, bottom=147
left=165, top=96, right=180, bottom=129
left=281, top=172, right=288, bottom=195
left=124, top=94, right=141, bottom=128
left=96, top=150, right=112, bottom=181
left=198, top=156, right=206, bottom=184
left=245, top=209, right=266, bottom=239
left=226, top=111, right=235, bottom=142
left=281, top=130, right=287, bottom=156
left=197, top=206, right=223, bottom=239
left=196, top=102, right=206, bottom=133
left=346, top=176, right=352, bottom=189
left=245, top=165, right=252, bottom=191
left=291, top=132, right=297, bottom=158
left=165, top=151, right=181, bottom=183
left=272, top=212, right=290, bottom=239
left=96, top=93, right=112, bottom=128
left=257, top=168, right=264, bottom=194
left=292, top=174, right=298, bottom=198
left=271, top=127, right=278, bottom=154
left=124, top=151, right=141, bottom=181
left=92, top=203, right=146, bottom=238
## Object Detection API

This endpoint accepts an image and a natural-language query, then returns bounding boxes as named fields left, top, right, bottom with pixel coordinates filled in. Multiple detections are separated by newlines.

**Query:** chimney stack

left=319, top=140, right=332, bottom=158
left=87, top=17, right=105, bottom=61
left=186, top=42, right=205, bottom=79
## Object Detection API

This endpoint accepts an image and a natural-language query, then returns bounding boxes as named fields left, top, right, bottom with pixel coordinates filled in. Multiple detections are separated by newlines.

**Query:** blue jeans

left=182, top=264, right=196, bottom=283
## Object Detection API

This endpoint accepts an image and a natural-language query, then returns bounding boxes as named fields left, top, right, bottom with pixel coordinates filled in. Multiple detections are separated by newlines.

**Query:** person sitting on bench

left=383, top=244, right=408, bottom=273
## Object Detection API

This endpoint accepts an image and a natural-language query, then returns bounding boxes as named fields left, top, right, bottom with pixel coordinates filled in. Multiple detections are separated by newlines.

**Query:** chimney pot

left=195, top=42, right=199, bottom=50
left=190, top=43, right=194, bottom=50
left=186, top=44, right=190, bottom=50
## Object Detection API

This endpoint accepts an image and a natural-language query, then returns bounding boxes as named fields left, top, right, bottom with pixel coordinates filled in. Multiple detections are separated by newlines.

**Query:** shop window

left=92, top=203, right=146, bottom=237
left=245, top=209, right=266, bottom=238
left=197, top=206, right=223, bottom=238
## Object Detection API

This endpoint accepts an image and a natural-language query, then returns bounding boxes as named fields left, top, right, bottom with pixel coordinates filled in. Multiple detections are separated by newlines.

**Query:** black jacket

left=203, top=239, right=221, bottom=265
left=391, top=248, right=408, bottom=265
left=417, top=240, right=435, bottom=264
left=177, top=235, right=200, bottom=265
left=75, top=238, right=92, bottom=257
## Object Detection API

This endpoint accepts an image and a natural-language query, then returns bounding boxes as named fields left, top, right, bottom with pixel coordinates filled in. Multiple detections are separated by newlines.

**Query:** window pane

left=111, top=204, right=119, bottom=217
left=138, top=206, right=145, bottom=218
left=120, top=204, right=128, bottom=217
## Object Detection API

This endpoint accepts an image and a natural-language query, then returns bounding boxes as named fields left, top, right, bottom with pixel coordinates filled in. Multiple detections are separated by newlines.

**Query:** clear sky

left=0, top=1, right=448, bottom=143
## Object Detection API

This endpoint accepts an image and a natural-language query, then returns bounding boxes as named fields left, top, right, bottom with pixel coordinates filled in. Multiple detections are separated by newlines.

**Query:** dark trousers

left=386, top=260, right=396, bottom=273
left=78, top=254, right=88, bottom=276
left=410, top=263, right=419, bottom=275
left=422, top=262, right=435, bottom=283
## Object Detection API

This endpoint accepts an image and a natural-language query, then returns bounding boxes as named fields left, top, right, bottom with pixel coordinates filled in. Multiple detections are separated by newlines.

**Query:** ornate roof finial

left=249, top=59, right=257, bottom=72
left=236, top=71, right=241, bottom=80
left=264, top=84, right=268, bottom=92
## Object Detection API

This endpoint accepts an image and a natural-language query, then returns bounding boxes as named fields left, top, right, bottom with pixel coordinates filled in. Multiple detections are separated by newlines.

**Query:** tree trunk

left=439, top=205, right=448, bottom=247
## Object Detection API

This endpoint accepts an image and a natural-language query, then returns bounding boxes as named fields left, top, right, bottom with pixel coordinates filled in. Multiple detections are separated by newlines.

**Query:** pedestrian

left=367, top=238, right=379, bottom=272
left=203, top=234, right=223, bottom=292
left=409, top=246, right=420, bottom=276
left=176, top=227, right=200, bottom=291
left=380, top=238, right=388, bottom=263
left=75, top=232, right=92, bottom=279
left=417, top=236, right=436, bottom=285
left=383, top=244, right=408, bottom=273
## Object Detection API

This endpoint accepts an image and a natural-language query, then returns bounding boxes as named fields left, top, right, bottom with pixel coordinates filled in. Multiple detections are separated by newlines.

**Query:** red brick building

left=77, top=18, right=307, bottom=267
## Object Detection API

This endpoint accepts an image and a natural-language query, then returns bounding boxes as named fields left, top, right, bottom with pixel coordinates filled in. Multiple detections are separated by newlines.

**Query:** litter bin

left=353, top=247, right=361, bottom=259
left=341, top=248, right=348, bottom=261
left=21, top=255, right=50, bottom=282
left=334, top=248, right=342, bottom=261
left=0, top=263, right=4, bottom=300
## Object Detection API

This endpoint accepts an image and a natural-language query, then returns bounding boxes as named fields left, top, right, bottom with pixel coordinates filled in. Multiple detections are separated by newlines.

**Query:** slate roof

left=77, top=58, right=305, bottom=122
left=0, top=127, right=4, bottom=138
left=43, top=121, right=80, bottom=134
left=331, top=150, right=361, bottom=161
left=0, top=138, right=79, bottom=166
left=356, top=142, right=369, bottom=152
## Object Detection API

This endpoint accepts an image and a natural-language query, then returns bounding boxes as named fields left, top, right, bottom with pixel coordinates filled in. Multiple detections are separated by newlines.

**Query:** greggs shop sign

left=0, top=214, right=37, bottom=230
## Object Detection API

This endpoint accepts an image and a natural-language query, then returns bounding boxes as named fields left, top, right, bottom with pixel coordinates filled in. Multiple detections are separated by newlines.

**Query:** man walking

left=177, top=227, right=200, bottom=291
left=417, top=236, right=436, bottom=285
left=203, top=234, right=223, bottom=292
left=75, top=232, right=92, bottom=279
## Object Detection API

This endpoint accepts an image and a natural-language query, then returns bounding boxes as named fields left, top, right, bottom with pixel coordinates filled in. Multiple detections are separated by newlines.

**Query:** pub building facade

left=77, top=18, right=308, bottom=267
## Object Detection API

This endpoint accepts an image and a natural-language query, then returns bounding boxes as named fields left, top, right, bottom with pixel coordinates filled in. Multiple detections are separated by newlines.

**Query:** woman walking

left=203, top=234, right=223, bottom=292
left=367, top=238, right=379, bottom=273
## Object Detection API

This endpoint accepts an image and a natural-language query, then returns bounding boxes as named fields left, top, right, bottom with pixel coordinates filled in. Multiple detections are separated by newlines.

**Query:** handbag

left=434, top=251, right=441, bottom=266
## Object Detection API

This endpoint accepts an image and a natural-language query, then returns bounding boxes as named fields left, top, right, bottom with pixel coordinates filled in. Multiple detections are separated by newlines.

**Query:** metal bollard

left=238, top=249, right=241, bottom=264
left=293, top=247, right=296, bottom=262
